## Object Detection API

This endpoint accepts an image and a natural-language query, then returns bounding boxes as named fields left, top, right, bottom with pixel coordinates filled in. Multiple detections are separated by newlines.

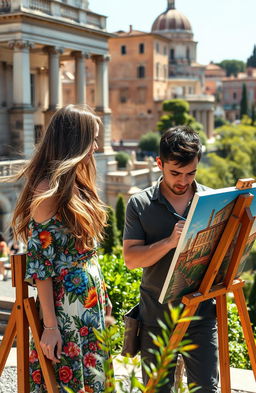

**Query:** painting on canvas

left=159, top=184, right=256, bottom=304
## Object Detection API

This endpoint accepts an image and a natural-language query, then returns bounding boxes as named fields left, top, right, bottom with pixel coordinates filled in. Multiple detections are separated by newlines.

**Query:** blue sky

left=91, top=0, right=256, bottom=65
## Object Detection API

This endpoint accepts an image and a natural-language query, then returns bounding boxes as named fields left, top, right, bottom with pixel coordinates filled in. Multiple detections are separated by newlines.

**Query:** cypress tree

left=240, top=84, right=248, bottom=119
left=251, top=104, right=255, bottom=125
left=101, top=206, right=119, bottom=254
left=115, top=194, right=126, bottom=242
left=247, top=45, right=256, bottom=68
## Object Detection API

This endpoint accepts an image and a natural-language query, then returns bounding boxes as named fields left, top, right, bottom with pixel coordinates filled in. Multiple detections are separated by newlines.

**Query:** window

left=139, top=43, right=144, bottom=54
left=163, top=46, right=167, bottom=55
left=156, top=42, right=160, bottom=53
left=233, top=92, right=237, bottom=100
left=156, top=63, right=160, bottom=78
left=137, top=87, right=147, bottom=104
left=119, top=88, right=129, bottom=103
left=186, top=47, right=190, bottom=61
left=137, top=65, right=145, bottom=79
left=121, top=45, right=126, bottom=55
left=170, top=48, right=175, bottom=63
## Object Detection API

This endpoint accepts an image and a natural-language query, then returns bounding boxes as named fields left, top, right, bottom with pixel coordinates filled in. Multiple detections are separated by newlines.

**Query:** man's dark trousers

left=140, top=318, right=219, bottom=393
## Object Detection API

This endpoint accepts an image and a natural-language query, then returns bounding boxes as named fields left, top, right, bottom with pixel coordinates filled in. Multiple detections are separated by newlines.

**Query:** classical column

left=72, top=51, right=87, bottom=104
left=8, top=40, right=34, bottom=158
left=0, top=62, right=9, bottom=155
left=94, top=54, right=110, bottom=112
left=43, top=46, right=63, bottom=127
left=8, top=40, right=32, bottom=108
left=92, top=54, right=114, bottom=203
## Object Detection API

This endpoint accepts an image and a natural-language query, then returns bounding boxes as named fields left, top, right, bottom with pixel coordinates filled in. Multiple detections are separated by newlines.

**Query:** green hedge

left=98, top=249, right=142, bottom=335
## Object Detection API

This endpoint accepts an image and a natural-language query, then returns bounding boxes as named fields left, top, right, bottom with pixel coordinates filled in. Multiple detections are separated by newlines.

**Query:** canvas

left=159, top=184, right=256, bottom=304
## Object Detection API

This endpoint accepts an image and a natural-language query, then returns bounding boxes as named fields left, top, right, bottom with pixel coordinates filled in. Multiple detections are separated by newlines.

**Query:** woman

left=11, top=105, right=112, bottom=393
left=0, top=233, right=10, bottom=280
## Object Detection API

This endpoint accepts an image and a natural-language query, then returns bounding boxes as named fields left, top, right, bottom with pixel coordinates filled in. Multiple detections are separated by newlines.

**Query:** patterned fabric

left=25, top=215, right=109, bottom=393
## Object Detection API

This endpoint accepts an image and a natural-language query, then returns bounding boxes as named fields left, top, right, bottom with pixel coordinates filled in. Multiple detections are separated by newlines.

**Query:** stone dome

left=152, top=0, right=192, bottom=33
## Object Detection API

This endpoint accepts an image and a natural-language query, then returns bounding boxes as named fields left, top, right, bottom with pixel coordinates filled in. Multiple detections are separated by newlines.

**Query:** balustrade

left=0, top=160, right=26, bottom=177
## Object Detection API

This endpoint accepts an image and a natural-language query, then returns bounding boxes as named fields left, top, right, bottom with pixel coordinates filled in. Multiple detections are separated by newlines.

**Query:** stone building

left=0, top=0, right=115, bottom=231
left=107, top=0, right=215, bottom=141
left=62, top=0, right=215, bottom=142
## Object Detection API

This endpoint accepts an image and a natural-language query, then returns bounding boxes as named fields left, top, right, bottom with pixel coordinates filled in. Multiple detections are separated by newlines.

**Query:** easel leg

left=233, top=287, right=256, bottom=379
left=216, top=294, right=231, bottom=393
left=0, top=306, right=16, bottom=375
left=24, top=297, right=60, bottom=393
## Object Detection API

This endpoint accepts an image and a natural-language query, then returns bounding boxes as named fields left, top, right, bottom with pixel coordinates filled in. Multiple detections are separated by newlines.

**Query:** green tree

left=218, top=59, right=245, bottom=77
left=157, top=99, right=207, bottom=145
left=115, top=194, right=126, bottom=242
left=101, top=206, right=119, bottom=254
left=157, top=99, right=194, bottom=133
left=240, top=83, right=248, bottom=118
left=138, top=131, right=160, bottom=154
left=115, top=151, right=130, bottom=169
left=251, top=104, right=255, bottom=126
left=247, top=45, right=256, bottom=68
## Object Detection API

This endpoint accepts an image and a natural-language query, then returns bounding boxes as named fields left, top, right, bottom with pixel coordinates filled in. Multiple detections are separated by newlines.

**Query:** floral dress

left=24, top=215, right=110, bottom=393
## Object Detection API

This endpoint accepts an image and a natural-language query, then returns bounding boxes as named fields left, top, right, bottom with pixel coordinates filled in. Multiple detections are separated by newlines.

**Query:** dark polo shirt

left=123, top=177, right=216, bottom=327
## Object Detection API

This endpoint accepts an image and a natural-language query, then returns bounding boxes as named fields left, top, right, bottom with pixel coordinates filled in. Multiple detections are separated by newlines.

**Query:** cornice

left=0, top=12, right=115, bottom=39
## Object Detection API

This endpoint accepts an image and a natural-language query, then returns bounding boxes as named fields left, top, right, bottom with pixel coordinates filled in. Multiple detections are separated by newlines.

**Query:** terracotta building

left=222, top=68, right=256, bottom=121
left=62, top=0, right=215, bottom=142
left=107, top=0, right=215, bottom=142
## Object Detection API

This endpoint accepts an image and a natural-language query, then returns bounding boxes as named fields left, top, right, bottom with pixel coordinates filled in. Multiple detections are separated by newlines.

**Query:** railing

left=28, top=0, right=51, bottom=14
left=0, top=0, right=10, bottom=13
left=0, top=160, right=26, bottom=177
left=60, top=4, right=79, bottom=22
left=0, top=0, right=104, bottom=29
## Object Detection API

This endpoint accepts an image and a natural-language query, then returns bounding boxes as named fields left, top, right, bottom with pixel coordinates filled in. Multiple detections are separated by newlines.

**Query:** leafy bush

left=138, top=132, right=160, bottom=155
left=98, top=250, right=142, bottom=332
left=116, top=194, right=126, bottom=242
left=101, top=207, right=119, bottom=254
left=228, top=302, right=255, bottom=369
left=115, top=151, right=130, bottom=169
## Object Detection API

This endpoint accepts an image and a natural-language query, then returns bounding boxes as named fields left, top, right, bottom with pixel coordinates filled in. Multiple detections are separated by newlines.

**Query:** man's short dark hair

left=160, top=126, right=202, bottom=166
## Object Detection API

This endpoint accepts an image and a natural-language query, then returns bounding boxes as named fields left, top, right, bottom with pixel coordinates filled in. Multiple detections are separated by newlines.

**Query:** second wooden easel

left=0, top=254, right=59, bottom=393
left=146, top=178, right=256, bottom=393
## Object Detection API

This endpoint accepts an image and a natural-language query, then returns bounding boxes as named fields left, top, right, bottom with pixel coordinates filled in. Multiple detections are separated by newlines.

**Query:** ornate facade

left=0, top=0, right=115, bottom=231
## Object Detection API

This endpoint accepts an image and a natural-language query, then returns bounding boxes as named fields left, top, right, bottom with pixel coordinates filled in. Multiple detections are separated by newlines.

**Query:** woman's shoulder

left=31, top=180, right=57, bottom=224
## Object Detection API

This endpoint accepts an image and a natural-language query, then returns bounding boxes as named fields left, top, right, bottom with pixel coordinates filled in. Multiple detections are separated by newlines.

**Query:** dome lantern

left=167, top=0, right=175, bottom=10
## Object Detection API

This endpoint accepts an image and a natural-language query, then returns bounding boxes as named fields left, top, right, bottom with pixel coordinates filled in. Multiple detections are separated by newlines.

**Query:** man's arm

left=123, top=220, right=185, bottom=270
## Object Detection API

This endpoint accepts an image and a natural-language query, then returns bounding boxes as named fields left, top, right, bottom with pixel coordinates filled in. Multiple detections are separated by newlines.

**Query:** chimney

left=129, top=25, right=133, bottom=33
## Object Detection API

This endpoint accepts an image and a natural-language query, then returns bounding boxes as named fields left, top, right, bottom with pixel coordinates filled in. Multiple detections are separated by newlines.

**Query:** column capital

left=43, top=46, right=64, bottom=55
left=92, top=54, right=111, bottom=63
left=8, top=40, right=33, bottom=50
left=71, top=50, right=91, bottom=59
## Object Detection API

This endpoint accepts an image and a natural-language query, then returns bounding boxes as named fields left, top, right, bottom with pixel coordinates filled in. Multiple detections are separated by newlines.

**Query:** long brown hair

left=11, top=104, right=106, bottom=249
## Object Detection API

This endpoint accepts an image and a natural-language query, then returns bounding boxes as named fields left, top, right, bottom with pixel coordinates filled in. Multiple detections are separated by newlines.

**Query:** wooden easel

left=146, top=178, right=256, bottom=393
left=0, top=254, right=59, bottom=393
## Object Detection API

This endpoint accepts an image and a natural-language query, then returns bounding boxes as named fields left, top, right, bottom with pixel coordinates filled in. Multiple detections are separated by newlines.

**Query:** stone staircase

left=0, top=298, right=15, bottom=347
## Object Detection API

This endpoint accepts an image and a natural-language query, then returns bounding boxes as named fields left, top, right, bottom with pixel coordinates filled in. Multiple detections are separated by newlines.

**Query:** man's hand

left=169, top=220, right=186, bottom=248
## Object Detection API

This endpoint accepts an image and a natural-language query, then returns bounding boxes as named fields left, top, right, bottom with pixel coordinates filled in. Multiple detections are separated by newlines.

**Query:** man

left=123, top=126, right=218, bottom=393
